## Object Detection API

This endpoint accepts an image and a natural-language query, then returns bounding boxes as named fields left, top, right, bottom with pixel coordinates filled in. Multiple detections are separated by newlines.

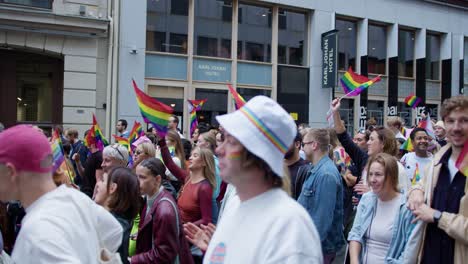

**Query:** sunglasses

left=111, top=145, right=125, bottom=160
left=301, top=141, right=315, bottom=148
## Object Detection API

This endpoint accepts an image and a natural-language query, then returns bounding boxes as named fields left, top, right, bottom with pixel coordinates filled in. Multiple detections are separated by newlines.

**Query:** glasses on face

left=354, top=137, right=365, bottom=142
left=111, top=145, right=125, bottom=160
left=301, top=141, right=315, bottom=148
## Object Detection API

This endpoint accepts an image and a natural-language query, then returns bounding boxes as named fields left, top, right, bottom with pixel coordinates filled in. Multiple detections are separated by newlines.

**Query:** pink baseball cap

left=0, top=125, right=53, bottom=173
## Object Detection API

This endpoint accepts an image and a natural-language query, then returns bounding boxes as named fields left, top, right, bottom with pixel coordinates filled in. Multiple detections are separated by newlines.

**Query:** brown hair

left=139, top=157, right=167, bottom=180
left=238, top=147, right=285, bottom=190
left=386, top=116, right=403, bottom=129
left=166, top=130, right=186, bottom=169
left=372, top=127, right=398, bottom=156
left=306, top=128, right=330, bottom=153
left=200, top=132, right=217, bottom=153
left=106, top=167, right=141, bottom=220
left=66, top=128, right=78, bottom=138
left=193, top=147, right=217, bottom=190
left=366, top=153, right=399, bottom=192
left=441, top=95, right=468, bottom=121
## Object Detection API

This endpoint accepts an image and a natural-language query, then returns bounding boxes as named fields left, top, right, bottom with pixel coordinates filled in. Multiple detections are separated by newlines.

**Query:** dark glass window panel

left=169, top=33, right=188, bottom=53
left=238, top=88, right=271, bottom=101
left=1, top=0, right=51, bottom=8
left=336, top=19, right=357, bottom=71
left=245, top=42, right=265, bottom=61
left=195, top=89, right=228, bottom=126
left=171, top=0, right=188, bottom=15
left=146, top=31, right=166, bottom=52
left=237, top=40, right=243, bottom=59
left=238, top=2, right=271, bottom=62
left=339, top=98, right=354, bottom=135
left=278, top=9, right=307, bottom=66
left=197, top=36, right=218, bottom=57
left=426, top=34, right=440, bottom=80
left=397, top=102, right=413, bottom=125
left=465, top=39, right=468, bottom=84
left=278, top=45, right=287, bottom=64
left=195, top=0, right=232, bottom=58
left=368, top=24, right=387, bottom=74
left=277, top=66, right=309, bottom=124
left=147, top=0, right=188, bottom=54
left=398, top=30, right=415, bottom=77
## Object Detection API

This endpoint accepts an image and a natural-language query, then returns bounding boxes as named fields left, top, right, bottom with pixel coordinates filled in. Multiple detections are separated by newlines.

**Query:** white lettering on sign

left=359, top=106, right=367, bottom=130
left=323, top=39, right=329, bottom=85
left=387, top=106, right=397, bottom=116
left=198, top=63, right=227, bottom=78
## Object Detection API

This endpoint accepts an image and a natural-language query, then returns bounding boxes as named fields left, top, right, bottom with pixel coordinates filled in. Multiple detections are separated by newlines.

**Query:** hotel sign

left=321, top=29, right=338, bottom=89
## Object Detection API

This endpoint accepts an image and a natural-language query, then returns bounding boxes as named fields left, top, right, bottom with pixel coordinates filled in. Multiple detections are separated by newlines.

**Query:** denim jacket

left=348, top=192, right=423, bottom=264
left=297, top=156, right=345, bottom=254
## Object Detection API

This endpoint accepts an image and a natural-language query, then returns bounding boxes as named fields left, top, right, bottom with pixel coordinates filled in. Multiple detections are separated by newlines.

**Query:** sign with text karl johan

left=321, top=29, right=338, bottom=89
left=193, top=58, right=231, bottom=83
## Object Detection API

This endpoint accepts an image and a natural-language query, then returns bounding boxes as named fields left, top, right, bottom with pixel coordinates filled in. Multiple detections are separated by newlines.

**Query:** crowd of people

left=0, top=94, right=467, bottom=264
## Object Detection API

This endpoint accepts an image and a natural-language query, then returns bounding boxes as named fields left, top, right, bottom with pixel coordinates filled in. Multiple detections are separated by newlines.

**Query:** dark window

left=368, top=24, right=387, bottom=74
left=171, top=0, right=188, bottom=16
left=169, top=33, right=188, bottom=53
left=238, top=2, right=271, bottom=62
left=147, top=0, right=188, bottom=54
left=278, top=9, right=307, bottom=66
left=398, top=29, right=415, bottom=77
left=465, top=39, right=468, bottom=84
left=195, top=89, right=228, bottom=126
left=426, top=34, right=440, bottom=80
left=0, top=0, right=52, bottom=9
left=197, top=37, right=218, bottom=57
left=277, top=66, right=309, bottom=124
left=336, top=19, right=357, bottom=71
left=238, top=88, right=271, bottom=101
left=194, top=0, right=232, bottom=58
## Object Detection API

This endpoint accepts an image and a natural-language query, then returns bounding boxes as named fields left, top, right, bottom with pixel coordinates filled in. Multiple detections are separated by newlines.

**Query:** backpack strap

left=151, top=197, right=180, bottom=249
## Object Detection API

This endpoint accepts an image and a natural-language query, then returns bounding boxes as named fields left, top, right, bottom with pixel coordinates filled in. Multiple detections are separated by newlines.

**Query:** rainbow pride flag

left=400, top=137, right=414, bottom=152
left=84, top=114, right=109, bottom=151
left=227, top=84, right=246, bottom=110
left=412, top=163, right=421, bottom=185
left=113, top=135, right=133, bottom=166
left=417, top=114, right=435, bottom=139
left=188, top=99, right=207, bottom=136
left=132, top=80, right=173, bottom=137
left=455, top=140, right=468, bottom=177
left=128, top=121, right=144, bottom=147
left=405, top=94, right=422, bottom=109
left=340, top=67, right=381, bottom=96
left=51, top=129, right=65, bottom=172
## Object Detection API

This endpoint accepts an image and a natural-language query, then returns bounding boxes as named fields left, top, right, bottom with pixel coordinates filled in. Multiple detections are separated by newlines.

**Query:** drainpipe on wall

left=105, top=0, right=114, bottom=138
left=110, top=0, right=120, bottom=140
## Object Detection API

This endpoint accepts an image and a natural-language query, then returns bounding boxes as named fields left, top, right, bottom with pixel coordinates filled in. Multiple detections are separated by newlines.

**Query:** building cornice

left=0, top=5, right=109, bottom=38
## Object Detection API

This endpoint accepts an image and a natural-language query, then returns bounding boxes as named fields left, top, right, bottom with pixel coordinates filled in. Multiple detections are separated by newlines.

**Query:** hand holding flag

left=340, top=67, right=381, bottom=98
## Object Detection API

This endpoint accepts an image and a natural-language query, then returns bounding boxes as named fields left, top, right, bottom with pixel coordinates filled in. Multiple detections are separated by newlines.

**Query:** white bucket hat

left=216, top=95, right=296, bottom=177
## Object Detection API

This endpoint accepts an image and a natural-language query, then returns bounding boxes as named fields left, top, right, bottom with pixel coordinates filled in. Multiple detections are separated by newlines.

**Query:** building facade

left=116, top=0, right=468, bottom=137
left=0, top=0, right=111, bottom=137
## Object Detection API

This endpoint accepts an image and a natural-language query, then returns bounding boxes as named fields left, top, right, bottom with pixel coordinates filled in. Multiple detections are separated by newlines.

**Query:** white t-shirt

left=204, top=188, right=323, bottom=264
left=12, top=185, right=122, bottom=264
left=400, top=152, right=433, bottom=184
left=364, top=193, right=402, bottom=264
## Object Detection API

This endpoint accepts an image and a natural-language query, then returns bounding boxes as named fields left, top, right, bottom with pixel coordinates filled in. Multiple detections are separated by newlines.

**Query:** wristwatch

left=433, top=210, right=442, bottom=224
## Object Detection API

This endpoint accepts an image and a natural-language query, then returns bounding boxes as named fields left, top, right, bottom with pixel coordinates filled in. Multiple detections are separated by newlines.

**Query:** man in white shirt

left=203, top=96, right=323, bottom=263
left=0, top=125, right=122, bottom=264
left=400, top=127, right=433, bottom=184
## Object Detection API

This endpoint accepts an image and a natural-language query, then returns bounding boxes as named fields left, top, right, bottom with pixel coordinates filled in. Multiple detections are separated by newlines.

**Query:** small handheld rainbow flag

left=404, top=94, right=422, bottom=109
left=84, top=114, right=109, bottom=151
left=188, top=99, right=207, bottom=136
left=400, top=137, right=414, bottom=152
left=51, top=129, right=65, bottom=172
left=113, top=135, right=133, bottom=166
left=128, top=121, right=144, bottom=148
left=133, top=79, right=174, bottom=137
left=340, top=67, right=381, bottom=97
left=417, top=114, right=435, bottom=139
left=227, top=84, right=246, bottom=110
left=411, top=163, right=421, bottom=185
left=455, top=140, right=468, bottom=177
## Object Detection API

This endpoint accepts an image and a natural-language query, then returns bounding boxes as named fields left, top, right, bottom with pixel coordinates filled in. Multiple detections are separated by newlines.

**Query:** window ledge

left=0, top=5, right=109, bottom=37
left=145, top=51, right=188, bottom=57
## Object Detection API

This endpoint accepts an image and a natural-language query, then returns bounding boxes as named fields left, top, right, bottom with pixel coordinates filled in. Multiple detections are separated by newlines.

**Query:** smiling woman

left=348, top=153, right=423, bottom=264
